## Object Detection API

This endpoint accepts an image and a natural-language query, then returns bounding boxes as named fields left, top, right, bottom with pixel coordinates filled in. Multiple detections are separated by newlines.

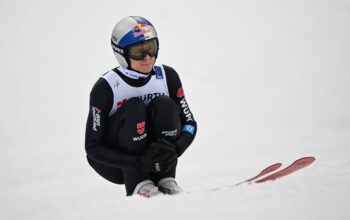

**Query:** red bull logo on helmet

left=117, top=18, right=157, bottom=48
left=132, top=24, right=151, bottom=38
left=132, top=23, right=145, bottom=30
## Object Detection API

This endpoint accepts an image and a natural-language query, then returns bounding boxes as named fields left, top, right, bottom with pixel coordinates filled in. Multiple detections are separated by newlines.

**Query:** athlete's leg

left=110, top=98, right=152, bottom=195
left=106, top=97, right=149, bottom=154
left=87, top=156, right=124, bottom=184
left=147, top=96, right=181, bottom=142
left=89, top=98, right=150, bottom=194
left=147, top=96, right=182, bottom=182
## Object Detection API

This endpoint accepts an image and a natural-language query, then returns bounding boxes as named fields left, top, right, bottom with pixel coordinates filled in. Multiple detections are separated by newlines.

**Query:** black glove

left=139, top=141, right=177, bottom=173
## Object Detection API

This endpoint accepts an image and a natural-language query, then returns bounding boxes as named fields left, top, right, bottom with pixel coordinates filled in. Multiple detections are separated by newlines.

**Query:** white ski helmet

left=111, top=16, right=159, bottom=69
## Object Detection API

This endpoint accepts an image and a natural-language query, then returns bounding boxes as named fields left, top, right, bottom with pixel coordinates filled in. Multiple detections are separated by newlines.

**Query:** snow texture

left=1, top=0, right=350, bottom=219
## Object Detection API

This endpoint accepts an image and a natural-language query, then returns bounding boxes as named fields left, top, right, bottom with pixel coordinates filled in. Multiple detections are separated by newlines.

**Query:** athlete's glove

left=139, top=141, right=177, bottom=173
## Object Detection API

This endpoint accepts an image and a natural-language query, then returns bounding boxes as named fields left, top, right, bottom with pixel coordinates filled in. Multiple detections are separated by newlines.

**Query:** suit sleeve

left=85, top=78, right=139, bottom=170
left=164, top=65, right=197, bottom=157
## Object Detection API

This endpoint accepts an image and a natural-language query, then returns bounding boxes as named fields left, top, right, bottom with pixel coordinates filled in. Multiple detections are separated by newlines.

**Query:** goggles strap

left=111, top=40, right=125, bottom=55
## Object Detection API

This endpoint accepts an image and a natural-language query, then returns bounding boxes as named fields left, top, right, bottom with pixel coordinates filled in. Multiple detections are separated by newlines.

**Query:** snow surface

left=1, top=0, right=350, bottom=219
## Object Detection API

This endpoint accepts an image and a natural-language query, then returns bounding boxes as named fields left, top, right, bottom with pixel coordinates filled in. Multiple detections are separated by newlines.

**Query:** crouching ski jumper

left=85, top=16, right=197, bottom=197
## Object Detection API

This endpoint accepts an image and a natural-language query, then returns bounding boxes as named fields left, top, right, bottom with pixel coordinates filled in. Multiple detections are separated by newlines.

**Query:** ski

left=232, top=163, right=283, bottom=186
left=199, top=157, right=315, bottom=193
left=255, top=156, right=316, bottom=183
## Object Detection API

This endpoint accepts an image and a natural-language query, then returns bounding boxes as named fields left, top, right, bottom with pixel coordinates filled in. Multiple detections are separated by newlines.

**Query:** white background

left=1, top=0, right=349, bottom=219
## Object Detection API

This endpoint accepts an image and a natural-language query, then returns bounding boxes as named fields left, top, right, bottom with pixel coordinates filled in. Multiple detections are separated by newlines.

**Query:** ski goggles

left=127, top=39, right=158, bottom=60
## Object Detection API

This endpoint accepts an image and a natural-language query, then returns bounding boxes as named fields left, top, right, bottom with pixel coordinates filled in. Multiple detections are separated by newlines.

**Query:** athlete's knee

left=148, top=96, right=180, bottom=116
left=107, top=97, right=148, bottom=152
left=122, top=97, right=147, bottom=115
left=148, top=96, right=181, bottom=141
left=109, top=97, right=147, bottom=123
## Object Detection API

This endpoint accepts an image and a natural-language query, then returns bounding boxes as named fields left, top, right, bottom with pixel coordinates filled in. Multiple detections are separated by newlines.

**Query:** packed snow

left=1, top=0, right=349, bottom=219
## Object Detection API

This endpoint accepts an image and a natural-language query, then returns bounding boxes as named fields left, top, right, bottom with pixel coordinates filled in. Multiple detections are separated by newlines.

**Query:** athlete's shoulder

left=90, top=70, right=114, bottom=97
left=157, top=64, right=182, bottom=97
left=161, top=64, right=178, bottom=75
left=158, top=64, right=180, bottom=82
left=100, top=68, right=119, bottom=82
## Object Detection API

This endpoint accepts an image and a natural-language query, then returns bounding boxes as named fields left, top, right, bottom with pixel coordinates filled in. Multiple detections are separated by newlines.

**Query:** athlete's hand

left=139, top=142, right=177, bottom=173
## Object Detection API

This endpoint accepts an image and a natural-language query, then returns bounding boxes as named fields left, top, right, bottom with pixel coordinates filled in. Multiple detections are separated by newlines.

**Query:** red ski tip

left=255, top=156, right=316, bottom=183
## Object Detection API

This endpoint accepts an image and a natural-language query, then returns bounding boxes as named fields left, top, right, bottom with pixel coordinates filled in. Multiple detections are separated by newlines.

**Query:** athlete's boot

left=133, top=180, right=160, bottom=198
left=157, top=177, right=182, bottom=195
